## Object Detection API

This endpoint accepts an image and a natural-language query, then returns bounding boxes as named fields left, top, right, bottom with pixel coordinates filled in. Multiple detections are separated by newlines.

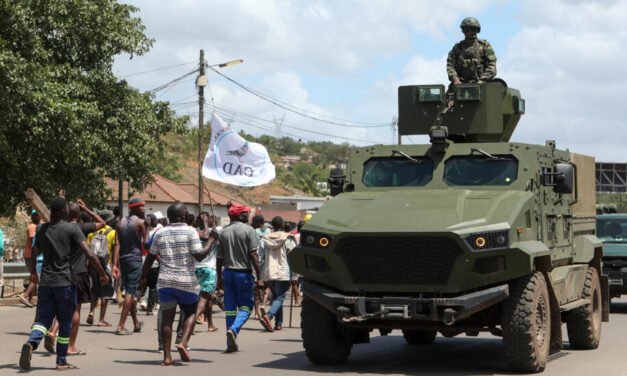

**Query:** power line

left=118, top=61, right=197, bottom=79
left=206, top=65, right=390, bottom=128
left=212, top=103, right=377, bottom=144
left=150, top=68, right=199, bottom=93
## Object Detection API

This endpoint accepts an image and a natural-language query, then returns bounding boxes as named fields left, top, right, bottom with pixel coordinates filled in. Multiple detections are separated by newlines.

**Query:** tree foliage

left=0, top=0, right=186, bottom=214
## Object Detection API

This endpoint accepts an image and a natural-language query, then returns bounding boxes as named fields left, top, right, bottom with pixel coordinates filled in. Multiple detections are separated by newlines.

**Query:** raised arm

left=77, top=199, right=106, bottom=231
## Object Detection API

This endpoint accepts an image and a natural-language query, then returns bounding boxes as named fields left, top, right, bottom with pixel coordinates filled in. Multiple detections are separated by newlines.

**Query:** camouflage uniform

left=446, top=38, right=497, bottom=84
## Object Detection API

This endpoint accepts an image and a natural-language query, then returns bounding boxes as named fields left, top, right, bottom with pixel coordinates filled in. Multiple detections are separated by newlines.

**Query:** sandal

left=115, top=328, right=132, bottom=336
left=176, top=345, right=191, bottom=362
left=133, top=321, right=144, bottom=333
left=86, top=313, right=94, bottom=326
left=55, top=363, right=78, bottom=370
left=44, top=335, right=56, bottom=354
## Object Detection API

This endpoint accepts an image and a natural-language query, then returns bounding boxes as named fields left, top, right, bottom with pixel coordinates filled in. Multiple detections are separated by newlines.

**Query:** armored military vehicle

left=288, top=80, right=609, bottom=373
left=597, top=213, right=627, bottom=299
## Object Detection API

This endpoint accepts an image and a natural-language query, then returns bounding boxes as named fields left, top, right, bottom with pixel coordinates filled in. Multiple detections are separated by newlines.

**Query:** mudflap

left=600, top=274, right=610, bottom=322
left=542, top=271, right=563, bottom=355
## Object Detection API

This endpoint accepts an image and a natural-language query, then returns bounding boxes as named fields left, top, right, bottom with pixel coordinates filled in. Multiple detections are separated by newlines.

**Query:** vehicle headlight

left=465, top=230, right=509, bottom=251
left=300, top=231, right=332, bottom=250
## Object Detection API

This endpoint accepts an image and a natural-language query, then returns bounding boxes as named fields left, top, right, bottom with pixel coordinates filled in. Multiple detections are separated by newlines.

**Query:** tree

left=0, top=0, right=186, bottom=214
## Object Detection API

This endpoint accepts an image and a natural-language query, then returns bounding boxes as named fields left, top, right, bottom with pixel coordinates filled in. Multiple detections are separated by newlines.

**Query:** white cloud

left=115, top=0, right=625, bottom=161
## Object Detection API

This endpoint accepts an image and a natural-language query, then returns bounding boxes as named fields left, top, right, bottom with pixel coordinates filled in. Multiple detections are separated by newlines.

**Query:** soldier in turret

left=447, top=17, right=497, bottom=85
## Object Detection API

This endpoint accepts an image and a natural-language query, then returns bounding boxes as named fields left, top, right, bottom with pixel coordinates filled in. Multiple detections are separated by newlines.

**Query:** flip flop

left=133, top=321, right=144, bottom=333
left=55, top=363, right=78, bottom=370
left=115, top=328, right=132, bottom=336
left=19, top=343, right=32, bottom=370
left=44, top=335, right=56, bottom=354
left=208, top=327, right=219, bottom=332
left=160, top=360, right=176, bottom=366
left=86, top=313, right=94, bottom=325
left=97, top=321, right=112, bottom=327
left=176, top=345, right=191, bottom=362
left=67, top=350, right=86, bottom=356
left=19, top=296, right=34, bottom=308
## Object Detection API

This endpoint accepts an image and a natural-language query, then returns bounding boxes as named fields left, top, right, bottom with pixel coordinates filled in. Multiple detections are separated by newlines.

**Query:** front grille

left=337, top=237, right=463, bottom=285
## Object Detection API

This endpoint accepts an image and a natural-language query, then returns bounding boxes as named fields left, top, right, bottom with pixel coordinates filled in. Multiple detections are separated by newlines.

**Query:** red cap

left=228, top=204, right=251, bottom=217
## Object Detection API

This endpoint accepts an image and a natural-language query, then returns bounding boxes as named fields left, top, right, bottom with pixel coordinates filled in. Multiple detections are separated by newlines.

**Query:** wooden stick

left=24, top=188, right=50, bottom=222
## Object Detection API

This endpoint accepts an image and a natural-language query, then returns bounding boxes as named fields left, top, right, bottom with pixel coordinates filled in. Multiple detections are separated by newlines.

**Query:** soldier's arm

left=480, top=42, right=497, bottom=81
left=446, top=45, right=460, bottom=83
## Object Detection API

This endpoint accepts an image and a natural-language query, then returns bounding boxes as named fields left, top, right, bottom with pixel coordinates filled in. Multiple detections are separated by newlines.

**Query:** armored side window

left=455, top=85, right=481, bottom=101
left=417, top=87, right=444, bottom=102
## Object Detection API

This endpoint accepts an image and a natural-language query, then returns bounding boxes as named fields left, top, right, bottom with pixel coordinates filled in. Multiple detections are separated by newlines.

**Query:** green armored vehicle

left=597, top=213, right=627, bottom=299
left=288, top=80, right=609, bottom=373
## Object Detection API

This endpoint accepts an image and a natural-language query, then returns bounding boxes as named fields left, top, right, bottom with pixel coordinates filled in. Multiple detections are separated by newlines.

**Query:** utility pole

left=197, top=49, right=207, bottom=215
left=195, top=55, right=242, bottom=215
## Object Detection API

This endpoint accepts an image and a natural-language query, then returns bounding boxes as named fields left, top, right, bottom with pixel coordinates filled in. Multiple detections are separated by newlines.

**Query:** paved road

left=0, top=297, right=626, bottom=375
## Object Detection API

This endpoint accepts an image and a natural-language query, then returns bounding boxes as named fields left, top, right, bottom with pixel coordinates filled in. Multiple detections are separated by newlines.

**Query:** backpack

left=90, top=228, right=113, bottom=260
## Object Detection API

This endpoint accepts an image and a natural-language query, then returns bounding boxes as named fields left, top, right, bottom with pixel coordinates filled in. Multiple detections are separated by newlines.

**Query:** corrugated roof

left=104, top=175, right=244, bottom=206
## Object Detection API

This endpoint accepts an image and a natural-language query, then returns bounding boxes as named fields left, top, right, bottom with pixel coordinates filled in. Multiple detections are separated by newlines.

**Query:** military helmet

left=460, top=17, right=481, bottom=32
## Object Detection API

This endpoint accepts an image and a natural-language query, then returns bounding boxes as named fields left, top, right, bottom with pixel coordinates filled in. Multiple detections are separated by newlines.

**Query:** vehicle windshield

left=444, top=155, right=518, bottom=186
left=362, top=157, right=433, bottom=187
left=597, top=218, right=627, bottom=243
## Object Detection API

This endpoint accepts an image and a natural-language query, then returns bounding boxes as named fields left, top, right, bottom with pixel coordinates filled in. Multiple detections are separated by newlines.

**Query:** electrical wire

left=211, top=104, right=377, bottom=144
left=119, top=60, right=197, bottom=78
left=206, top=65, right=390, bottom=128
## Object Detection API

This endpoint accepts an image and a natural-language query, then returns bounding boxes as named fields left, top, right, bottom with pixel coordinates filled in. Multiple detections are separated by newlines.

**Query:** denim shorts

left=158, top=288, right=199, bottom=310
left=195, top=267, right=217, bottom=294
left=120, top=261, right=141, bottom=297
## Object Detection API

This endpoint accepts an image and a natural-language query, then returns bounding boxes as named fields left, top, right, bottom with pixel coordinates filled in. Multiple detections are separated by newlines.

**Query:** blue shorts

left=158, top=288, right=199, bottom=310
left=120, top=261, right=141, bottom=297
left=195, top=267, right=217, bottom=294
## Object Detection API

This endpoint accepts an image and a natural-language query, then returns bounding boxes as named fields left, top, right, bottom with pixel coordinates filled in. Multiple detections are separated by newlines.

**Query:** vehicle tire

left=566, top=267, right=602, bottom=349
left=301, top=296, right=352, bottom=365
left=502, top=272, right=551, bottom=373
left=402, top=329, right=437, bottom=345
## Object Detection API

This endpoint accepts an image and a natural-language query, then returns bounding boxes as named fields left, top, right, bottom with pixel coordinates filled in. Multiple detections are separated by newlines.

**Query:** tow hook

left=340, top=309, right=390, bottom=323
left=443, top=308, right=457, bottom=326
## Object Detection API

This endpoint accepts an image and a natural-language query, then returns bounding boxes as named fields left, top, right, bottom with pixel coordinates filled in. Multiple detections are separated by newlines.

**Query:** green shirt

left=217, top=221, right=258, bottom=270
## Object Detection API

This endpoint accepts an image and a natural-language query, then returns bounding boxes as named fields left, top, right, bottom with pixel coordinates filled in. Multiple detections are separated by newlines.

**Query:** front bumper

left=304, top=281, right=509, bottom=326
left=603, top=262, right=627, bottom=296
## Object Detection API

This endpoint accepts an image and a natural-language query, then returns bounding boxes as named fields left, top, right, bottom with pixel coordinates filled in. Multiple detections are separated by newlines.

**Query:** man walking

left=86, top=210, right=116, bottom=327
left=216, top=204, right=263, bottom=353
left=19, top=210, right=40, bottom=308
left=112, top=197, right=147, bottom=335
left=259, top=216, right=297, bottom=332
left=140, top=202, right=217, bottom=365
left=65, top=200, right=105, bottom=355
left=19, top=197, right=108, bottom=370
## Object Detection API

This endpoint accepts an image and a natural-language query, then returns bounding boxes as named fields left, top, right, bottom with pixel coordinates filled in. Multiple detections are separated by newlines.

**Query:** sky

left=114, top=0, right=627, bottom=162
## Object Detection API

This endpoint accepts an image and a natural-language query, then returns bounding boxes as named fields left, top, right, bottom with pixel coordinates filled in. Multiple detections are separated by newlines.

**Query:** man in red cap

left=112, top=197, right=147, bottom=335
left=216, top=203, right=264, bottom=353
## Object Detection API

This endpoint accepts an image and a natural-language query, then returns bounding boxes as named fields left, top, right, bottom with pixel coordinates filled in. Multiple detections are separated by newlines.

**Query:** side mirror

left=328, top=168, right=346, bottom=197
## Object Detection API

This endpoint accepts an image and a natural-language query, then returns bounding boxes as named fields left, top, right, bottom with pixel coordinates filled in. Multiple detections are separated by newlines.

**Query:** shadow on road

left=3, top=331, right=31, bottom=336
left=253, top=335, right=527, bottom=376
left=114, top=358, right=212, bottom=365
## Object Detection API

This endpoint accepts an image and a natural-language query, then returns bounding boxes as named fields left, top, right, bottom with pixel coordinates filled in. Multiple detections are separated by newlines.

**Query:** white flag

left=202, top=113, right=276, bottom=187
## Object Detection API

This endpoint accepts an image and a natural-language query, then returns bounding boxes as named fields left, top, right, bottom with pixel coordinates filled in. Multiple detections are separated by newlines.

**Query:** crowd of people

left=17, top=196, right=307, bottom=370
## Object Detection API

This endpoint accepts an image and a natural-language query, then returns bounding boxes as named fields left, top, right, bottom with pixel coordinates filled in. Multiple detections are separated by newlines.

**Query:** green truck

left=288, top=80, right=609, bottom=373
left=597, top=213, right=627, bottom=299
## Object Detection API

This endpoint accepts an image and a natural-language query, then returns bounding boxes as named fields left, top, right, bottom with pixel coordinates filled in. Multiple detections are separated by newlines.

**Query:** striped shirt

left=150, top=224, right=202, bottom=294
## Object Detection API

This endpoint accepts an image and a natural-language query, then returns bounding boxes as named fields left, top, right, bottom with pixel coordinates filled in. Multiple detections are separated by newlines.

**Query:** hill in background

left=156, top=129, right=350, bottom=206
